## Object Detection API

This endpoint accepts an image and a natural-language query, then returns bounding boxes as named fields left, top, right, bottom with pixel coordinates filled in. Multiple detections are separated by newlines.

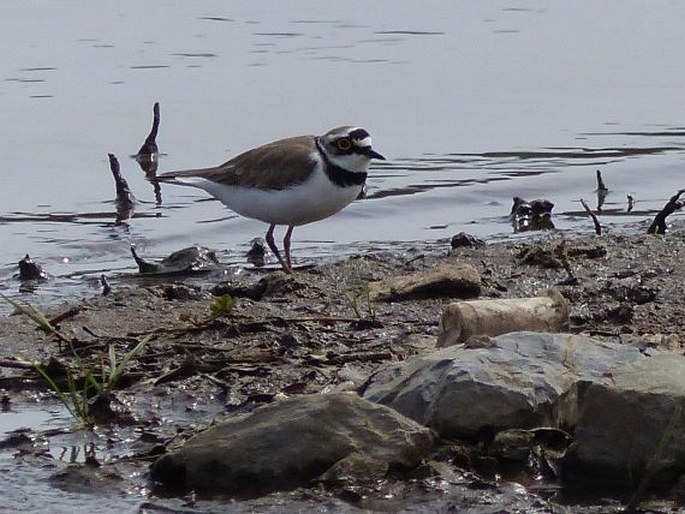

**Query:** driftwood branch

left=580, top=198, right=602, bottom=235
left=595, top=170, right=608, bottom=212
left=108, top=154, right=135, bottom=223
left=595, top=169, right=608, bottom=192
left=648, top=189, right=685, bottom=234
left=137, top=102, right=160, bottom=156
left=0, top=359, right=36, bottom=370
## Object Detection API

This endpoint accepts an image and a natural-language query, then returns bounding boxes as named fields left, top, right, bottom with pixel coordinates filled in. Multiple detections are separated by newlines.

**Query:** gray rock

left=150, top=392, right=434, bottom=495
left=363, top=332, right=640, bottom=437
left=362, top=331, right=685, bottom=488
left=559, top=353, right=685, bottom=487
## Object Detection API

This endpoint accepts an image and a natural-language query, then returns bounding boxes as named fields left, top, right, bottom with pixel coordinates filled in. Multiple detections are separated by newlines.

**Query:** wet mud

left=1, top=231, right=685, bottom=512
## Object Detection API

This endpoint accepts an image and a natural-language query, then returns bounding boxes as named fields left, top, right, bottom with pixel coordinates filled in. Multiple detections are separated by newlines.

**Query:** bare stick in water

left=137, top=102, right=160, bottom=156
left=595, top=169, right=609, bottom=212
left=108, top=154, right=135, bottom=222
left=595, top=169, right=609, bottom=192
left=580, top=198, right=602, bottom=235
left=648, top=189, right=685, bottom=234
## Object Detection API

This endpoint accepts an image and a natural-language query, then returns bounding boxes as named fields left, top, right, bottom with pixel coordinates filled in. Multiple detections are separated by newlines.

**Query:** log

left=437, top=289, right=570, bottom=347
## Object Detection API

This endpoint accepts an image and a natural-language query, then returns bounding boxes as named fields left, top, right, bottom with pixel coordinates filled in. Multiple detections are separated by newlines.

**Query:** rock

left=161, top=284, right=207, bottom=301
left=131, top=245, right=219, bottom=275
left=318, top=453, right=389, bottom=484
left=49, top=464, right=123, bottom=494
left=450, top=232, right=485, bottom=248
left=368, top=263, right=481, bottom=302
left=487, top=427, right=571, bottom=464
left=211, top=272, right=301, bottom=301
left=516, top=246, right=563, bottom=269
left=559, top=353, right=685, bottom=488
left=364, top=332, right=616, bottom=437
left=18, top=254, right=48, bottom=281
left=437, top=289, right=570, bottom=347
left=362, top=331, right=685, bottom=489
left=245, top=237, right=269, bottom=267
left=488, top=429, right=536, bottom=462
left=149, top=392, right=434, bottom=495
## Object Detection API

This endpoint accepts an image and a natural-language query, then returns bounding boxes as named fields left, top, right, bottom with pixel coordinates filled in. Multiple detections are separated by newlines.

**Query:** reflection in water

left=596, top=188, right=608, bottom=212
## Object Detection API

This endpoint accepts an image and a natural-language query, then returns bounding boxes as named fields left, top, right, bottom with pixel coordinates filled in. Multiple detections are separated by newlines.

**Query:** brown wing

left=158, top=135, right=318, bottom=191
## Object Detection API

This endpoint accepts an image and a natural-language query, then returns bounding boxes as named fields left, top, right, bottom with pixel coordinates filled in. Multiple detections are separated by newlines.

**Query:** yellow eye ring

left=337, top=138, right=352, bottom=151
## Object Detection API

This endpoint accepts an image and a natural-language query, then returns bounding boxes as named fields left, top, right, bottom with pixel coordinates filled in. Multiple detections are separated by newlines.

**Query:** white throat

left=317, top=142, right=372, bottom=174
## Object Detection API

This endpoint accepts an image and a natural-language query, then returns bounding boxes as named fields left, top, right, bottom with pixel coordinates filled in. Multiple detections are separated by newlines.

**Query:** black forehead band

left=348, top=128, right=370, bottom=141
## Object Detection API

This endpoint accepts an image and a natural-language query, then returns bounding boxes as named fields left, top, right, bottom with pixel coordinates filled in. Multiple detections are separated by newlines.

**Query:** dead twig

left=595, top=170, right=609, bottom=212
left=554, top=240, right=578, bottom=285
left=48, top=307, right=82, bottom=327
left=580, top=198, right=602, bottom=235
left=647, top=189, right=685, bottom=234
left=202, top=373, right=232, bottom=391
left=137, top=102, right=160, bottom=156
left=308, top=351, right=394, bottom=366
left=595, top=169, right=609, bottom=192
left=125, top=314, right=367, bottom=340
left=0, top=359, right=36, bottom=370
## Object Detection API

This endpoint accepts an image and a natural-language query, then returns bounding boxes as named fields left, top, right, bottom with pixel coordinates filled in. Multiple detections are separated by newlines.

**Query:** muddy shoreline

left=1, top=230, right=684, bottom=513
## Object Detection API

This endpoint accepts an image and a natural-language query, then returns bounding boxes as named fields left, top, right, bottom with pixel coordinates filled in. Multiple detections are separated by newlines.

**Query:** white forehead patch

left=353, top=136, right=373, bottom=148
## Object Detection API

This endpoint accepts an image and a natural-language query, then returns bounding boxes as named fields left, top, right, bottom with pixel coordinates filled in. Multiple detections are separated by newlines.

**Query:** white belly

left=175, top=169, right=363, bottom=226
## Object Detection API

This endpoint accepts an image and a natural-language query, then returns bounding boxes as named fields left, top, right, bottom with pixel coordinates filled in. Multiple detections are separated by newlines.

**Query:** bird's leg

left=265, top=224, right=290, bottom=273
left=283, top=225, right=295, bottom=273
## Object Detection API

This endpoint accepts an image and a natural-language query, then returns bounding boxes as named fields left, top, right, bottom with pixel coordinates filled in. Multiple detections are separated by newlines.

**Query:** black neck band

left=316, top=139, right=367, bottom=187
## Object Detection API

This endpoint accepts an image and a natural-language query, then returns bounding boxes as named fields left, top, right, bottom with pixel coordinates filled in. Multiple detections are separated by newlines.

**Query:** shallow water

left=2, top=1, right=685, bottom=312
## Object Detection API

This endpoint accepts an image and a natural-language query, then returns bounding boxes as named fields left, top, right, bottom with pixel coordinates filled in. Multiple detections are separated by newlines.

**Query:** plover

left=156, top=126, right=385, bottom=272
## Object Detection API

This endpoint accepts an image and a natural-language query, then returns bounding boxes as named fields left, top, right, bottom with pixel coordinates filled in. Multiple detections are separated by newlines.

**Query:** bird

left=155, top=126, right=385, bottom=273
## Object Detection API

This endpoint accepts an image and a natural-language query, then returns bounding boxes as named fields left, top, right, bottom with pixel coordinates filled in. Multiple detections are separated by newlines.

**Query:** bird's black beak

left=363, top=147, right=386, bottom=160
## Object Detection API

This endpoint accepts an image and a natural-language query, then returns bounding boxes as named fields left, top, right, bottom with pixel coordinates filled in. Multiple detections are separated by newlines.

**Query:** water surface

left=1, top=1, right=684, bottom=307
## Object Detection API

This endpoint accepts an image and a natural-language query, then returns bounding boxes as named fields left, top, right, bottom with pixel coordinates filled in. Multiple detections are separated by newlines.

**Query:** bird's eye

left=337, top=138, right=352, bottom=151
